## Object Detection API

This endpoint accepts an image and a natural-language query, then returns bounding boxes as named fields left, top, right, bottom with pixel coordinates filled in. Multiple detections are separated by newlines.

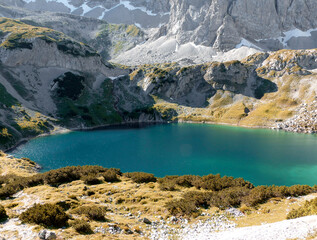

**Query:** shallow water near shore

left=11, top=123, right=317, bottom=186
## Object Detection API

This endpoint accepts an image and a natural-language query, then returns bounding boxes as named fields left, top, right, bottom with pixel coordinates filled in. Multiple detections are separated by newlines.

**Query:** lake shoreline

left=5, top=119, right=286, bottom=154
left=5, top=121, right=168, bottom=153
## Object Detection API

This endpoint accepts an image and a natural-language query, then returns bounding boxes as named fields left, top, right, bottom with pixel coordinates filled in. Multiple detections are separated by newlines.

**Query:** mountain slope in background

left=2, top=0, right=317, bottom=64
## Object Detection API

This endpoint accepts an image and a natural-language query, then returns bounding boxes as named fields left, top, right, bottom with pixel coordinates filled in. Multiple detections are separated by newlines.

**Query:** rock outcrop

left=160, top=0, right=317, bottom=51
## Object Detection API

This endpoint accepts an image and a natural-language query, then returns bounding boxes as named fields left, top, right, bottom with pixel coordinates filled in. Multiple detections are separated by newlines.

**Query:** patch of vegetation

left=11, top=108, right=53, bottom=137
left=21, top=157, right=36, bottom=166
left=43, top=165, right=107, bottom=187
left=72, top=205, right=107, bottom=221
left=0, top=128, right=13, bottom=145
left=124, top=172, right=157, bottom=183
left=125, top=25, right=141, bottom=37
left=0, top=204, right=8, bottom=222
left=166, top=198, right=201, bottom=217
left=114, top=41, right=125, bottom=55
left=0, top=150, right=5, bottom=157
left=81, top=174, right=102, bottom=185
left=0, top=17, right=96, bottom=56
left=98, top=23, right=143, bottom=38
left=0, top=166, right=110, bottom=198
left=161, top=174, right=314, bottom=216
left=220, top=102, right=249, bottom=123
left=53, top=72, right=85, bottom=100
left=147, top=67, right=169, bottom=80
left=0, top=17, right=62, bottom=49
left=56, top=78, right=122, bottom=127
left=287, top=197, right=317, bottom=219
left=0, top=83, right=18, bottom=107
left=19, top=203, right=69, bottom=228
left=71, top=219, right=93, bottom=234
left=159, top=174, right=252, bottom=192
left=210, top=92, right=233, bottom=108
left=102, top=168, right=121, bottom=182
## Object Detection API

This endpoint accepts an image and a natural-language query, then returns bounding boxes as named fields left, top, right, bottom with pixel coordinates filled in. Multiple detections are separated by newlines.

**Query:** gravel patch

left=149, top=215, right=317, bottom=240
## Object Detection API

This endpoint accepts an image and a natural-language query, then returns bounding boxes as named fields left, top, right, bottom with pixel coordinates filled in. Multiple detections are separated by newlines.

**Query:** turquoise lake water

left=10, top=123, right=317, bottom=186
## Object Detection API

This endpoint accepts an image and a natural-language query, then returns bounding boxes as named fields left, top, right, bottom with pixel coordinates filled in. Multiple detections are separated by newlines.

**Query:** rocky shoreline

left=274, top=100, right=317, bottom=134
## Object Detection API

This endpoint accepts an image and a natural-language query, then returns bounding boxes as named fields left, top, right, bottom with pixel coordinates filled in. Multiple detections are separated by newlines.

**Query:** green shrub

left=21, top=157, right=36, bottom=166
left=102, top=169, right=120, bottom=182
left=183, top=191, right=213, bottom=209
left=158, top=175, right=201, bottom=190
left=0, top=205, right=8, bottom=222
left=0, top=151, right=5, bottom=157
left=175, top=175, right=201, bottom=188
left=124, top=172, right=156, bottom=183
left=210, top=187, right=250, bottom=209
left=159, top=180, right=177, bottom=191
left=42, top=166, right=82, bottom=186
left=72, top=205, right=106, bottom=221
left=108, top=168, right=122, bottom=176
left=241, top=185, right=314, bottom=207
left=165, top=199, right=200, bottom=217
left=19, top=203, right=69, bottom=228
left=158, top=176, right=177, bottom=191
left=0, top=166, right=119, bottom=198
left=0, top=175, right=31, bottom=199
left=71, top=219, right=93, bottom=234
left=42, top=166, right=109, bottom=187
left=241, top=186, right=271, bottom=207
left=81, top=174, right=101, bottom=185
left=287, top=198, right=317, bottom=219
left=287, top=185, right=313, bottom=197
left=196, top=174, right=253, bottom=191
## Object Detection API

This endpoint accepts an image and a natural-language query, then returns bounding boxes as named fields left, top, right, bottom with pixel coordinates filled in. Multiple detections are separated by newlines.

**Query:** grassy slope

left=132, top=50, right=316, bottom=128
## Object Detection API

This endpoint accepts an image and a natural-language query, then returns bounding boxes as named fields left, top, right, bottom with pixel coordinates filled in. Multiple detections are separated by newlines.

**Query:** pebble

left=38, top=230, right=56, bottom=240
left=143, top=217, right=152, bottom=224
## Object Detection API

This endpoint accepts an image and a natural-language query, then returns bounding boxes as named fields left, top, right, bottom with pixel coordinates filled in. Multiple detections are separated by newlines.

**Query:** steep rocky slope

left=0, top=17, right=130, bottom=149
left=0, top=4, right=146, bottom=60
left=114, top=0, right=317, bottom=65
left=0, top=0, right=170, bottom=28
left=3, top=0, right=317, bottom=65
left=163, top=0, right=317, bottom=50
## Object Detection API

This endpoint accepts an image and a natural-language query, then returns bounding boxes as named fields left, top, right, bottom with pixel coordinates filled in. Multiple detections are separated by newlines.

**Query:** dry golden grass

left=1, top=158, right=317, bottom=240
left=236, top=193, right=317, bottom=228
left=0, top=155, right=37, bottom=177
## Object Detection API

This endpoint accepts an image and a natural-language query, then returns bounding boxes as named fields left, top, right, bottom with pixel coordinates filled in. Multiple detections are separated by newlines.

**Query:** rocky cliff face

left=3, top=0, right=317, bottom=65
left=1, top=0, right=170, bottom=28
left=0, top=18, right=131, bottom=149
left=160, top=0, right=317, bottom=51
left=4, top=0, right=317, bottom=52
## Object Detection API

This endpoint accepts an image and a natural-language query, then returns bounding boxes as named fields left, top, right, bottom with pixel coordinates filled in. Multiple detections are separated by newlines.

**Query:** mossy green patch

left=0, top=83, right=18, bottom=107
left=56, top=78, right=122, bottom=126
left=0, top=17, right=64, bottom=49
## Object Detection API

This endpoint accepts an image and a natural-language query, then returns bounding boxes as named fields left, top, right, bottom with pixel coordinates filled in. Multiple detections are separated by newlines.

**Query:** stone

left=143, top=217, right=152, bottom=224
left=38, top=230, right=56, bottom=240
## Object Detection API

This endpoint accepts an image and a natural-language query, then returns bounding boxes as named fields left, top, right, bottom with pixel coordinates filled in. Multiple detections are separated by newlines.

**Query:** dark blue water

left=11, top=123, right=317, bottom=186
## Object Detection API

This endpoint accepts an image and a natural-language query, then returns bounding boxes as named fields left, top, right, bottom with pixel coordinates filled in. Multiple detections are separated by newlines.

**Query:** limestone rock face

left=161, top=0, right=317, bottom=50
left=204, top=61, right=277, bottom=99
left=1, top=39, right=104, bottom=73
left=3, top=0, right=317, bottom=65
left=3, top=0, right=170, bottom=28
